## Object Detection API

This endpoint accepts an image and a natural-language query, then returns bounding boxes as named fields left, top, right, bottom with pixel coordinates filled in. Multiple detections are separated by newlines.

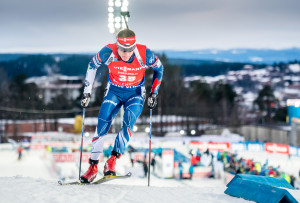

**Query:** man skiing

left=79, top=28, right=164, bottom=183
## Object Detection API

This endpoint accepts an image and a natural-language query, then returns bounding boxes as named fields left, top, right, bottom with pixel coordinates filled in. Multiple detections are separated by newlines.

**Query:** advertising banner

left=231, top=143, right=247, bottom=152
left=247, top=143, right=264, bottom=152
left=265, top=143, right=289, bottom=154
left=52, top=152, right=101, bottom=162
left=190, top=141, right=230, bottom=151
left=289, top=146, right=299, bottom=156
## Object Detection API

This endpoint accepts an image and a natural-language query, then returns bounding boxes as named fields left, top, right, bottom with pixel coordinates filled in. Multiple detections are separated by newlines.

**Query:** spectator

left=189, top=165, right=194, bottom=180
left=17, top=145, right=23, bottom=161
left=130, top=152, right=135, bottom=167
left=178, top=162, right=183, bottom=180
left=268, top=166, right=276, bottom=177
left=191, top=154, right=198, bottom=167
left=196, top=152, right=201, bottom=165
left=291, top=176, right=296, bottom=187
left=214, top=158, right=224, bottom=179
left=128, top=145, right=135, bottom=167
left=151, top=155, right=156, bottom=173
left=143, top=160, right=148, bottom=178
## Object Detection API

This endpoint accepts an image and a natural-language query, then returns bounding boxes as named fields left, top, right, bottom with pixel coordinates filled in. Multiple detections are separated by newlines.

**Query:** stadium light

left=108, top=23, right=114, bottom=28
left=191, top=130, right=196, bottom=135
left=121, top=7, right=128, bottom=12
left=133, top=125, right=138, bottom=132
left=108, top=7, right=114, bottom=13
left=115, top=0, right=121, bottom=7
left=107, top=0, right=130, bottom=35
left=180, top=130, right=185, bottom=135
left=108, top=17, right=114, bottom=23
left=115, top=17, right=121, bottom=23
left=109, top=28, right=115, bottom=34
left=123, top=0, right=129, bottom=6
left=115, top=22, right=121, bottom=29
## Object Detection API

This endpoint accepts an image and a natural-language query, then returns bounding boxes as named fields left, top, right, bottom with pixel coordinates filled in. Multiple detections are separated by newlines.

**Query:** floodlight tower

left=107, top=0, right=130, bottom=35
left=107, top=0, right=130, bottom=133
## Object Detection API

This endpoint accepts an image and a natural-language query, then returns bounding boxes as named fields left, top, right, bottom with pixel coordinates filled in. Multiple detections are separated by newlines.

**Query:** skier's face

left=118, top=49, right=134, bottom=62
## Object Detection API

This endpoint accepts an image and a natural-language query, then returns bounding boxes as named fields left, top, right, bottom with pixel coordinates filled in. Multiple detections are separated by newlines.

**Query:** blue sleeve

left=88, top=45, right=113, bottom=69
left=145, top=48, right=164, bottom=94
left=83, top=45, right=113, bottom=94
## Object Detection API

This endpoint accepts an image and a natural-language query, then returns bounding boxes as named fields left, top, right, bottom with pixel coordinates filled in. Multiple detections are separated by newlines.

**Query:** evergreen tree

left=254, top=85, right=278, bottom=123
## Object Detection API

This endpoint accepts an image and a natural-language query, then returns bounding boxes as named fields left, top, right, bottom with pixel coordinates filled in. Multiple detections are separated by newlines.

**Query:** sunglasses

left=118, top=46, right=136, bottom=52
left=117, top=41, right=136, bottom=52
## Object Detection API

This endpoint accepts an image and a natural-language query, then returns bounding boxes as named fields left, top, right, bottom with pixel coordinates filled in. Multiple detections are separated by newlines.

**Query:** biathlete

left=79, top=28, right=164, bottom=183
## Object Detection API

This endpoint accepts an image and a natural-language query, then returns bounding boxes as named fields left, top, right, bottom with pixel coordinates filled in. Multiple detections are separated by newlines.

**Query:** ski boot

left=80, top=159, right=99, bottom=183
left=103, top=151, right=121, bottom=176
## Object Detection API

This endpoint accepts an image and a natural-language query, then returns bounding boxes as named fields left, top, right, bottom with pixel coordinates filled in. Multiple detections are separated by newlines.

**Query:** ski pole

left=148, top=109, right=152, bottom=187
left=79, top=108, right=86, bottom=180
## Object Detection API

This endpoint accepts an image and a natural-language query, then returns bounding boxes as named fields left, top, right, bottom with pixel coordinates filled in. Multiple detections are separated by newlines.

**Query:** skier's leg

left=91, top=92, right=121, bottom=160
left=103, top=88, right=145, bottom=176
left=81, top=90, right=121, bottom=183
left=103, top=95, right=144, bottom=176
left=113, top=94, right=144, bottom=154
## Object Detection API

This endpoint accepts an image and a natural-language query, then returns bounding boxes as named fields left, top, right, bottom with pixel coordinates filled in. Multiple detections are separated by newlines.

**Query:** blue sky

left=0, top=0, right=300, bottom=53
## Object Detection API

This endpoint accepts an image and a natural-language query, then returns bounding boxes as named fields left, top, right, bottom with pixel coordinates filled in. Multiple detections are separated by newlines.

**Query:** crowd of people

left=184, top=149, right=298, bottom=188
left=219, top=151, right=297, bottom=187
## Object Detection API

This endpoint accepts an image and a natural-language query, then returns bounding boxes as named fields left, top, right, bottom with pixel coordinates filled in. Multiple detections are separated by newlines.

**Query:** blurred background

left=0, top=0, right=300, bottom=188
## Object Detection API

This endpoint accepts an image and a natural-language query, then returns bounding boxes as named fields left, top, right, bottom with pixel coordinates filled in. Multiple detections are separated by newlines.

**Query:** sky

left=0, top=0, right=300, bottom=53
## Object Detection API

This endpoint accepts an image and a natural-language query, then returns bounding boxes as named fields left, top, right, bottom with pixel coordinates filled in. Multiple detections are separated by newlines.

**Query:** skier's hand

left=81, top=93, right=91, bottom=108
left=147, top=93, right=158, bottom=109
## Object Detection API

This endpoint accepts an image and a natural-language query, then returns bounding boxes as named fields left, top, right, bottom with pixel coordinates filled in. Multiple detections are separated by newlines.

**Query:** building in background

left=25, top=75, right=84, bottom=104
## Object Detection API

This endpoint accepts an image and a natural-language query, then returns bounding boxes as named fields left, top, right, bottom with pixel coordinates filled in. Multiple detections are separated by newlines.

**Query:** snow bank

left=0, top=176, right=249, bottom=203
left=0, top=150, right=249, bottom=203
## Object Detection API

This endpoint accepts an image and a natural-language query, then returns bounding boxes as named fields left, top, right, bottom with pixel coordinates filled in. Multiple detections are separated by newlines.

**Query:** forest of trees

left=0, top=54, right=287, bottom=136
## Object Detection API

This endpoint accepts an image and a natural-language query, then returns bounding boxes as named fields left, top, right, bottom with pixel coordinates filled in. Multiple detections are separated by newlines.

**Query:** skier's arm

left=83, top=46, right=113, bottom=94
left=146, top=48, right=164, bottom=94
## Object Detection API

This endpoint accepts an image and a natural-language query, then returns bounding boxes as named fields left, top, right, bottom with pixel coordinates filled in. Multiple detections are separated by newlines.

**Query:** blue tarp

left=225, top=174, right=297, bottom=203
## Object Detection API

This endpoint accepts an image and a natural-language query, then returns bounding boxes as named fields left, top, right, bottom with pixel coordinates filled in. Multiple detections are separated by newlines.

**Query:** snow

left=0, top=150, right=248, bottom=203
left=249, top=57, right=263, bottom=62
left=0, top=151, right=57, bottom=180
left=0, top=176, right=246, bottom=203
left=1, top=145, right=300, bottom=202
left=289, top=64, right=300, bottom=73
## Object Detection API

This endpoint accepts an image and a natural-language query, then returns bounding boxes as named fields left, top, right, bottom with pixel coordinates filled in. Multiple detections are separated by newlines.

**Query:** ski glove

left=81, top=93, right=91, bottom=108
left=147, top=93, right=158, bottom=109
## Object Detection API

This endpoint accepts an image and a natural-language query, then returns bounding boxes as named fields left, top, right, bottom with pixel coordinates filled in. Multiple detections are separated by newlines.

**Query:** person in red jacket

left=80, top=29, right=164, bottom=183
left=191, top=154, right=198, bottom=166
left=17, top=145, right=23, bottom=160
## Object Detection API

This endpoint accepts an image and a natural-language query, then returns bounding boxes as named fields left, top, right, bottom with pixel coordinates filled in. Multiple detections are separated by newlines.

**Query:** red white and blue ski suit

left=83, top=43, right=163, bottom=160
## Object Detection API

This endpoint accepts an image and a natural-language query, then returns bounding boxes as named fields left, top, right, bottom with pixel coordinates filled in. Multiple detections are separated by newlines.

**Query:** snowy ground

left=0, top=150, right=245, bottom=203
left=0, top=176, right=247, bottom=203
left=1, top=149, right=300, bottom=203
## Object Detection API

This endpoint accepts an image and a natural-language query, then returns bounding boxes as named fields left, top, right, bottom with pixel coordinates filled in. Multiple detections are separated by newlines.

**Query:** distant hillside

left=168, top=58, right=265, bottom=76
left=0, top=49, right=297, bottom=79
left=0, top=54, right=93, bottom=79
left=157, top=48, right=300, bottom=64
left=0, top=54, right=29, bottom=62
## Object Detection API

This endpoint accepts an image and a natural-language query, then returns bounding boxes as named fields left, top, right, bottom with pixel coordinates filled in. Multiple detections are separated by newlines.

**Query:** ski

left=92, top=172, right=131, bottom=184
left=58, top=172, right=131, bottom=186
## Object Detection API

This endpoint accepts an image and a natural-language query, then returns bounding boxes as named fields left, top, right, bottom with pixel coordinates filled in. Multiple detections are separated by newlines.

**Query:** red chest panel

left=107, top=44, right=146, bottom=87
